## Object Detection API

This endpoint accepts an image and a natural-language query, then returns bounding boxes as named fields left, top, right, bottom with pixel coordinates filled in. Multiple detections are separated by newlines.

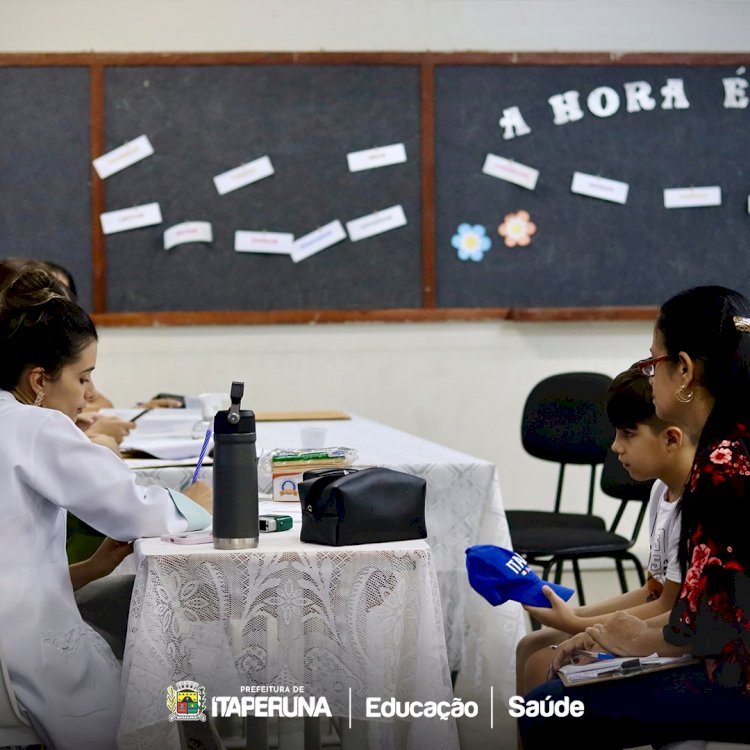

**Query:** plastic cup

left=300, top=426, right=327, bottom=449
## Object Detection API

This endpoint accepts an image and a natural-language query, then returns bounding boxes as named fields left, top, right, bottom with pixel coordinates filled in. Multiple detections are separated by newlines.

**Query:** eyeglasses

left=637, top=355, right=671, bottom=377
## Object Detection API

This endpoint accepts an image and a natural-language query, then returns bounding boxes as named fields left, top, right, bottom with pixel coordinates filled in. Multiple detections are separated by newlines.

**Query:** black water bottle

left=212, top=381, right=259, bottom=550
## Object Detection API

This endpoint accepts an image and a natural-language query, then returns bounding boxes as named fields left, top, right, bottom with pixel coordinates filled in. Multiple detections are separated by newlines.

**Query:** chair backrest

left=599, top=449, right=654, bottom=543
left=521, top=372, right=613, bottom=465
left=0, top=639, right=41, bottom=745
left=521, top=372, right=613, bottom=513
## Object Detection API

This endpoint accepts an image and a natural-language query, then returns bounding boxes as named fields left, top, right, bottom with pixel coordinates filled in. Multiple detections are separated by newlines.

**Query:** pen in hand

left=577, top=650, right=616, bottom=661
left=191, top=428, right=212, bottom=485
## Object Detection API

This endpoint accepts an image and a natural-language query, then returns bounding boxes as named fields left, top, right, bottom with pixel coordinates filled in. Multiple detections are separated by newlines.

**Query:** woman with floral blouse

left=518, top=286, right=750, bottom=749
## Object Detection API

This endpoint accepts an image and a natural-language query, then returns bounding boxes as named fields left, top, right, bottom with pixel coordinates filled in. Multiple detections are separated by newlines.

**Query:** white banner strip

left=291, top=220, right=346, bottom=263
left=347, top=143, right=407, bottom=172
left=164, top=221, right=213, bottom=250
left=213, top=156, right=275, bottom=195
left=235, top=231, right=294, bottom=255
left=100, top=202, right=162, bottom=235
left=571, top=171, right=629, bottom=205
left=664, top=186, right=722, bottom=209
left=482, top=154, right=539, bottom=191
left=93, top=135, right=154, bottom=179
left=346, top=205, right=407, bottom=242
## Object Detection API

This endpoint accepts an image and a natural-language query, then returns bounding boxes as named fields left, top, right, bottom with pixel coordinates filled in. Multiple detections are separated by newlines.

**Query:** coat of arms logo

left=167, top=680, right=207, bottom=722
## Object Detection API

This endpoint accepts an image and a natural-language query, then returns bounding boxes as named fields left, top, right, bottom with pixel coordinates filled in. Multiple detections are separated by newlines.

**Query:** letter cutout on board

left=587, top=86, right=620, bottom=118
left=723, top=76, right=749, bottom=109
left=660, top=78, right=690, bottom=110
left=499, top=106, right=531, bottom=140
left=624, top=81, right=657, bottom=113
left=548, top=91, right=585, bottom=125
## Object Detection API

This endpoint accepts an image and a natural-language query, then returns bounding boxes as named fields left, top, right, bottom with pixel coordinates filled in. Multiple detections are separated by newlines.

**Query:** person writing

left=518, top=286, right=750, bottom=748
left=37, top=260, right=184, bottom=412
left=0, top=267, right=213, bottom=749
left=0, top=257, right=138, bottom=449
left=516, top=367, right=696, bottom=695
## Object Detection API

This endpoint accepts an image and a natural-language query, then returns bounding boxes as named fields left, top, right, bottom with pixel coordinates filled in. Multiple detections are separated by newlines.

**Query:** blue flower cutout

left=451, top=223, right=491, bottom=262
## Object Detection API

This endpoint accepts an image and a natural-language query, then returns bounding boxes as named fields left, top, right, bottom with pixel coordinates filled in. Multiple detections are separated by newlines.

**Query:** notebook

left=558, top=654, right=697, bottom=686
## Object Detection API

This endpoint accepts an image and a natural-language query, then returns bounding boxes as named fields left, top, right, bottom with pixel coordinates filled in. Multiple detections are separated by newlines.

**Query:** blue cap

left=465, top=545, right=575, bottom=607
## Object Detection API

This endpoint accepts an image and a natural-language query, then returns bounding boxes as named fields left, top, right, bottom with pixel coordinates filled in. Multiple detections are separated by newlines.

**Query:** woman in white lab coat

left=0, top=268, right=212, bottom=749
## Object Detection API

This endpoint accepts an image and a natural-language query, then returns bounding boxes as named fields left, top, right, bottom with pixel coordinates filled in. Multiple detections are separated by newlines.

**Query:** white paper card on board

left=235, top=231, right=294, bottom=255
left=347, top=143, right=407, bottom=172
left=291, top=220, right=346, bottom=263
left=213, top=156, right=275, bottom=195
left=571, top=172, right=629, bottom=205
left=346, top=205, right=407, bottom=242
left=100, top=202, right=162, bottom=235
left=663, top=186, right=722, bottom=209
left=482, top=154, right=539, bottom=191
left=164, top=221, right=213, bottom=250
left=93, top=135, right=154, bottom=179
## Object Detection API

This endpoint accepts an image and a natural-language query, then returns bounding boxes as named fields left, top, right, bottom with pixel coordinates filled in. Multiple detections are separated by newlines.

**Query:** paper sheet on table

left=101, top=407, right=202, bottom=432
left=120, top=436, right=214, bottom=460
left=116, top=409, right=211, bottom=459
left=125, top=457, right=214, bottom=470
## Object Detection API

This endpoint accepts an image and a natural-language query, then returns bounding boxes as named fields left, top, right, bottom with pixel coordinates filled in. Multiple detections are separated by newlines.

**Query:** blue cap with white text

left=465, top=545, right=575, bottom=607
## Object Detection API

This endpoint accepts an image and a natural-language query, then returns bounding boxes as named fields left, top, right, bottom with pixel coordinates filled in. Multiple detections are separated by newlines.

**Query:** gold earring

left=33, top=391, right=45, bottom=407
left=676, top=385, right=694, bottom=404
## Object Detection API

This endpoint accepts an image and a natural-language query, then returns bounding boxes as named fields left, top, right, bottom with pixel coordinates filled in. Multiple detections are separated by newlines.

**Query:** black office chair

left=507, top=372, right=614, bottom=605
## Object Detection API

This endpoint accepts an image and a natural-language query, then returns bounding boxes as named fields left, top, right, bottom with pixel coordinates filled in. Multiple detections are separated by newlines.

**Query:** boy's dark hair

left=606, top=366, right=665, bottom=432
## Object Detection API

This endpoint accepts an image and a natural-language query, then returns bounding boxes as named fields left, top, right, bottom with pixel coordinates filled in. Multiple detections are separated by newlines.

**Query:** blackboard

left=435, top=63, right=750, bottom=308
left=0, top=66, right=93, bottom=309
left=103, top=64, right=423, bottom=312
left=2, top=54, right=749, bottom=323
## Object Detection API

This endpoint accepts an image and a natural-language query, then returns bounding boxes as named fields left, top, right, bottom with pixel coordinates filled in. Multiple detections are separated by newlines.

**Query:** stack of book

left=270, top=448, right=356, bottom=502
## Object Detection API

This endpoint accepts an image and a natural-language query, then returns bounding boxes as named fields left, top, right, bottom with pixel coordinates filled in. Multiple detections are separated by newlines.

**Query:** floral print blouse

left=664, top=423, right=750, bottom=690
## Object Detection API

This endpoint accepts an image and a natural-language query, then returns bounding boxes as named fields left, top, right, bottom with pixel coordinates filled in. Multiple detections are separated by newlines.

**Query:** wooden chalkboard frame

left=1, top=52, right=747, bottom=324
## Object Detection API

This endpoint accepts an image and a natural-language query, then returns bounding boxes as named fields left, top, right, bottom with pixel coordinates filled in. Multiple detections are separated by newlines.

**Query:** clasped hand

left=550, top=611, right=648, bottom=674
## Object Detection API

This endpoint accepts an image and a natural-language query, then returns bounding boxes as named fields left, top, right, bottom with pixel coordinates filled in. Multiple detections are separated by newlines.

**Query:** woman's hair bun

left=1, top=267, right=63, bottom=310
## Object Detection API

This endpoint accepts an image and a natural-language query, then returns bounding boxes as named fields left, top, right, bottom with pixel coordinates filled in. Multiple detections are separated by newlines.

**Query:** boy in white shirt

left=515, top=367, right=697, bottom=694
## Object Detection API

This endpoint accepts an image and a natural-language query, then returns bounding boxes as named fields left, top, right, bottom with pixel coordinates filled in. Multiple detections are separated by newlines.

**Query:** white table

left=117, top=532, right=459, bottom=750
left=131, top=415, right=526, bottom=699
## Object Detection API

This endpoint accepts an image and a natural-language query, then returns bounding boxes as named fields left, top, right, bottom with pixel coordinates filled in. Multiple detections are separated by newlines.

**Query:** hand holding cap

left=465, top=545, right=575, bottom=607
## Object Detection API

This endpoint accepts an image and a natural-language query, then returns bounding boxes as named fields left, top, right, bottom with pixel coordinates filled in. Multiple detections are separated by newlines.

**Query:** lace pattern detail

left=118, top=545, right=459, bottom=750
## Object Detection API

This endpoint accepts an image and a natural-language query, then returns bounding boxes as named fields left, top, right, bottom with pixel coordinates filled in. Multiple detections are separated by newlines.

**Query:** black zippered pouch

left=298, top=467, right=427, bottom=546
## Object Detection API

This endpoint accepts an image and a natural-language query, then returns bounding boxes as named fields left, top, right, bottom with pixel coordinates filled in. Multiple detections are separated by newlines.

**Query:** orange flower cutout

left=498, top=210, right=537, bottom=248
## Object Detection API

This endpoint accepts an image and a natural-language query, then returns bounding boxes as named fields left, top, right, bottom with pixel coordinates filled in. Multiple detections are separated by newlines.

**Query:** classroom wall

left=3, top=0, right=749, bottom=562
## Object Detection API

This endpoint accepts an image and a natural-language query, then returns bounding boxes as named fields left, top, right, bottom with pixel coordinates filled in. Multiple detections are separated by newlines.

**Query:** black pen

left=596, top=658, right=642, bottom=679
left=132, top=408, right=151, bottom=421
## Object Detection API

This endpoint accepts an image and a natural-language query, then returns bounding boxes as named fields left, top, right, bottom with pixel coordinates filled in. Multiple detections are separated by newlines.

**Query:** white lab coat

left=0, top=390, right=208, bottom=749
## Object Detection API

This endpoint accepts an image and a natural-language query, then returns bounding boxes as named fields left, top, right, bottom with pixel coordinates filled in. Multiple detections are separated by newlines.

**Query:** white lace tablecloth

left=117, top=534, right=459, bottom=750
left=131, top=416, right=526, bottom=701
